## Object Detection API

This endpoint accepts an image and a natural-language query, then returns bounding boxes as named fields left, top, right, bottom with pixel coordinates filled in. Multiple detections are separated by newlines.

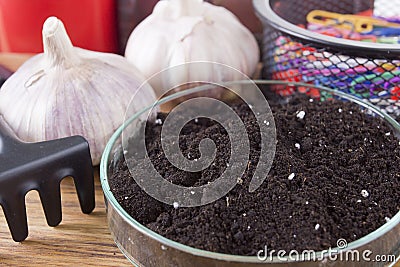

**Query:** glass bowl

left=100, top=80, right=400, bottom=267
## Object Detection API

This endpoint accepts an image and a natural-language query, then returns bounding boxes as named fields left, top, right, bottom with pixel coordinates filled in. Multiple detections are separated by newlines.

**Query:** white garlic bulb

left=125, top=0, right=259, bottom=95
left=0, top=17, right=156, bottom=165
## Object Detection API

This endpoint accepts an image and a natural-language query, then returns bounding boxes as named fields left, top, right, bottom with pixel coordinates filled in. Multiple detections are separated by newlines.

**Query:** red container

left=0, top=0, right=118, bottom=53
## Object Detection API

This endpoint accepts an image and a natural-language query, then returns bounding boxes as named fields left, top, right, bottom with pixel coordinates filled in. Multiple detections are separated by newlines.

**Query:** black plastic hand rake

left=0, top=119, right=95, bottom=242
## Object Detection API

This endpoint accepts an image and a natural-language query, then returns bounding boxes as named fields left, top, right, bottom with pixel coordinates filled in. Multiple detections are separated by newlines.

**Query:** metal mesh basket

left=253, top=0, right=400, bottom=119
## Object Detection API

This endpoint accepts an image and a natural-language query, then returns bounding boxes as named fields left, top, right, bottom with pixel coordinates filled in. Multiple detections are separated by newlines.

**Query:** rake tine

left=39, top=180, right=62, bottom=227
left=1, top=197, right=28, bottom=242
left=57, top=136, right=95, bottom=215
left=73, top=165, right=95, bottom=215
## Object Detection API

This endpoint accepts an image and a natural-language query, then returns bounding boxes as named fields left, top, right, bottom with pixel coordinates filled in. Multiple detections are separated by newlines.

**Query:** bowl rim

left=252, top=0, right=400, bottom=58
left=100, top=80, right=400, bottom=264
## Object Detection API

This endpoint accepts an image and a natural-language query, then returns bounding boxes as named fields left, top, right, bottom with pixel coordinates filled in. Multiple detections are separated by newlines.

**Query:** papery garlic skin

left=125, top=0, right=259, bottom=95
left=0, top=17, right=156, bottom=165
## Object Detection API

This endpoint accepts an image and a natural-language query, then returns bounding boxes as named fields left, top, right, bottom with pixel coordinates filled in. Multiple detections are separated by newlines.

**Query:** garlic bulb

left=0, top=17, right=156, bottom=165
left=125, top=0, right=259, bottom=95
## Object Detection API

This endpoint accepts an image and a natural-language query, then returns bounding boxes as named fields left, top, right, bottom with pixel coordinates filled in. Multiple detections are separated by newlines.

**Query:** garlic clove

left=0, top=17, right=156, bottom=165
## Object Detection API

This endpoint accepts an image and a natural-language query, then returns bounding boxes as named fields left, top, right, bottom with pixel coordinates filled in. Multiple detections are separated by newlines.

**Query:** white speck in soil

left=315, top=224, right=320, bottom=230
left=173, top=202, right=179, bottom=209
left=361, top=190, right=369, bottom=198
left=289, top=215, right=293, bottom=218
left=226, top=196, right=230, bottom=207
left=123, top=150, right=128, bottom=155
left=247, top=226, right=251, bottom=230
left=288, top=173, right=295, bottom=180
left=226, top=163, right=230, bottom=167
left=237, top=177, right=243, bottom=184
left=305, top=201, right=309, bottom=205
left=309, top=98, right=314, bottom=102
left=385, top=217, right=391, bottom=222
left=295, top=143, right=301, bottom=149
left=338, top=108, right=343, bottom=113
left=194, top=118, right=199, bottom=123
left=385, top=132, right=391, bottom=136
left=243, top=213, right=247, bottom=217
left=155, top=119, right=163, bottom=125
left=293, top=234, right=297, bottom=238
left=190, top=191, right=195, bottom=195
left=357, top=199, right=362, bottom=203
left=124, top=196, right=129, bottom=200
left=194, top=158, right=198, bottom=162
left=161, top=245, right=167, bottom=251
left=296, top=111, right=306, bottom=120
left=349, top=111, right=353, bottom=114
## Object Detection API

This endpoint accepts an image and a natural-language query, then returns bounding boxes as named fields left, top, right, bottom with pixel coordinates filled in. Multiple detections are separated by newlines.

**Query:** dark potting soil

left=109, top=95, right=400, bottom=256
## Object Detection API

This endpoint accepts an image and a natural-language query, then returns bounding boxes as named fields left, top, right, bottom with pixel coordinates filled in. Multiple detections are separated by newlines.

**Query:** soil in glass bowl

left=108, top=95, right=400, bottom=256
